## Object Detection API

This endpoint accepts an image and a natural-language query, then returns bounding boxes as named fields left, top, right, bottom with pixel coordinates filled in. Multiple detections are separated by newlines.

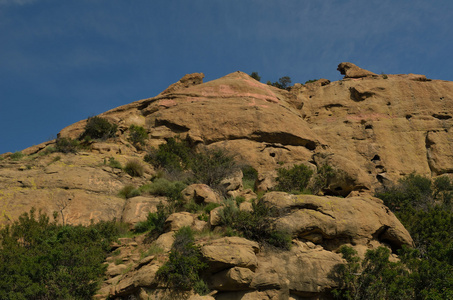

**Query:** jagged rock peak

left=337, top=62, right=378, bottom=78
left=161, top=72, right=205, bottom=95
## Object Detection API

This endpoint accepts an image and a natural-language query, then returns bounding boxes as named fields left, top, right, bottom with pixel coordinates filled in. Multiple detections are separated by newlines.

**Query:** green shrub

left=139, top=178, right=186, bottom=201
left=80, top=116, right=117, bottom=141
left=241, top=165, right=258, bottom=191
left=271, top=76, right=292, bottom=89
left=157, top=227, right=208, bottom=293
left=0, top=208, right=119, bottom=299
left=118, top=185, right=141, bottom=199
left=332, top=246, right=413, bottom=300
left=250, top=72, right=261, bottom=82
left=134, top=202, right=168, bottom=234
left=191, top=148, right=238, bottom=187
left=305, top=79, right=318, bottom=84
left=145, top=138, right=192, bottom=172
left=145, top=138, right=238, bottom=188
left=124, top=159, right=144, bottom=177
left=10, top=151, right=25, bottom=161
left=373, top=174, right=453, bottom=299
left=275, top=164, right=313, bottom=193
left=219, top=199, right=291, bottom=250
left=128, top=125, right=148, bottom=146
left=55, top=137, right=80, bottom=153
left=108, top=157, right=122, bottom=169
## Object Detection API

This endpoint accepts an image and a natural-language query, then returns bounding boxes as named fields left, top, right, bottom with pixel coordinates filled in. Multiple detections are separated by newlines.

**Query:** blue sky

left=1, top=0, right=452, bottom=154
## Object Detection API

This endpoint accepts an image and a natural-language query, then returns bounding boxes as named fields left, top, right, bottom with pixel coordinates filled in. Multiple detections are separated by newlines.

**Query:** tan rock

left=182, top=184, right=221, bottom=204
left=164, top=212, right=194, bottom=231
left=113, top=263, right=161, bottom=297
left=337, top=62, right=378, bottom=78
left=252, top=242, right=342, bottom=295
left=121, top=196, right=166, bottom=225
left=261, top=192, right=413, bottom=249
left=201, top=237, right=260, bottom=273
left=210, top=266, right=255, bottom=291
left=154, top=232, right=175, bottom=252
left=161, top=72, right=205, bottom=95
left=209, top=206, right=223, bottom=227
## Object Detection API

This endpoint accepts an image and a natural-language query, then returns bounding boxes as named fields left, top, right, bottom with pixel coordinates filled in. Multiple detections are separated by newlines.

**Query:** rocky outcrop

left=337, top=62, right=378, bottom=78
left=1, top=63, right=452, bottom=299
left=262, top=192, right=413, bottom=250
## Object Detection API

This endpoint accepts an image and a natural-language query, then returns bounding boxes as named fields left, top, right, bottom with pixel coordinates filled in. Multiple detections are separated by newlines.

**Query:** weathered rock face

left=261, top=192, right=413, bottom=250
left=0, top=63, right=452, bottom=299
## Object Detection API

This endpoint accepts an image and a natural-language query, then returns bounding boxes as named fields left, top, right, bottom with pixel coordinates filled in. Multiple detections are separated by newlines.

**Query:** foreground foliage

left=0, top=209, right=122, bottom=299
left=156, top=227, right=209, bottom=295
left=333, top=174, right=453, bottom=299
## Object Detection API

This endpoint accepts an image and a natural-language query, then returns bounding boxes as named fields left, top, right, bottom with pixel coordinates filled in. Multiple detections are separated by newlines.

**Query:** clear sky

left=1, top=0, right=452, bottom=154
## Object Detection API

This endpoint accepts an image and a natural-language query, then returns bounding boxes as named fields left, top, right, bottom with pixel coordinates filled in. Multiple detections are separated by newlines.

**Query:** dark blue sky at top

left=1, top=0, right=452, bottom=154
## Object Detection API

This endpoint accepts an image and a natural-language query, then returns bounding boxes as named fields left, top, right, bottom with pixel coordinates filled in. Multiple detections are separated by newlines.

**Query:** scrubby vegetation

left=275, top=163, right=335, bottom=195
left=80, top=116, right=117, bottom=141
left=156, top=227, right=209, bottom=295
left=219, top=198, right=291, bottom=250
left=275, top=164, right=313, bottom=193
left=10, top=151, right=25, bottom=161
left=250, top=71, right=261, bottom=82
left=0, top=208, right=124, bottom=299
left=145, top=137, right=238, bottom=190
left=333, top=174, right=453, bottom=299
left=134, top=201, right=169, bottom=235
left=128, top=125, right=148, bottom=146
left=139, top=178, right=187, bottom=201
left=55, top=137, right=80, bottom=153
left=124, top=159, right=144, bottom=177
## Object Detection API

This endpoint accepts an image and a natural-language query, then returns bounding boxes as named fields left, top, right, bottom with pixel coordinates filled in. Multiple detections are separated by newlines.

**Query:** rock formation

left=0, top=62, right=452, bottom=299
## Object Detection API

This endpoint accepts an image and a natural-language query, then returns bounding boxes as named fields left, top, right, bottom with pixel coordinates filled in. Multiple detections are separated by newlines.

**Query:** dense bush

left=107, top=157, right=122, bottom=169
left=55, top=137, right=80, bottom=154
left=268, top=76, right=292, bottom=89
left=128, top=125, right=148, bottom=146
left=134, top=201, right=169, bottom=235
left=118, top=184, right=141, bottom=199
left=80, top=116, right=117, bottom=141
left=250, top=72, right=261, bottom=82
left=10, top=151, right=25, bottom=161
left=145, top=138, right=238, bottom=188
left=191, top=148, right=237, bottom=187
left=332, top=173, right=453, bottom=299
left=275, top=164, right=313, bottom=193
left=241, top=165, right=258, bottom=191
left=156, top=227, right=208, bottom=294
left=124, top=159, right=144, bottom=177
left=0, top=208, right=120, bottom=299
left=139, top=178, right=186, bottom=202
left=332, top=246, right=413, bottom=300
left=219, top=199, right=291, bottom=250
left=145, top=138, right=192, bottom=173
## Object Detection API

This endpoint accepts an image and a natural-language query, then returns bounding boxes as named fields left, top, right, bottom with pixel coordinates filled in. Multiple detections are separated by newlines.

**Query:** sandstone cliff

left=0, top=62, right=451, bottom=299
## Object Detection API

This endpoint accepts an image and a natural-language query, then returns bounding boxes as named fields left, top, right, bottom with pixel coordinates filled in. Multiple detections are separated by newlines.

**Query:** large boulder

left=261, top=192, right=413, bottom=250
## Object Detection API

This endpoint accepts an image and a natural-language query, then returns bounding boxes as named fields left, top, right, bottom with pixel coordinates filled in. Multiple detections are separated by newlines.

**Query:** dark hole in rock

left=371, top=155, right=380, bottom=162
left=365, top=124, right=373, bottom=130
left=406, top=114, right=412, bottom=120
left=269, top=153, right=276, bottom=157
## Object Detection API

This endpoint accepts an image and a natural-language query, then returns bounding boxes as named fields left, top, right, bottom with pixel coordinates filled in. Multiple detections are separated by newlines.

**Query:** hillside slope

left=0, top=63, right=451, bottom=299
